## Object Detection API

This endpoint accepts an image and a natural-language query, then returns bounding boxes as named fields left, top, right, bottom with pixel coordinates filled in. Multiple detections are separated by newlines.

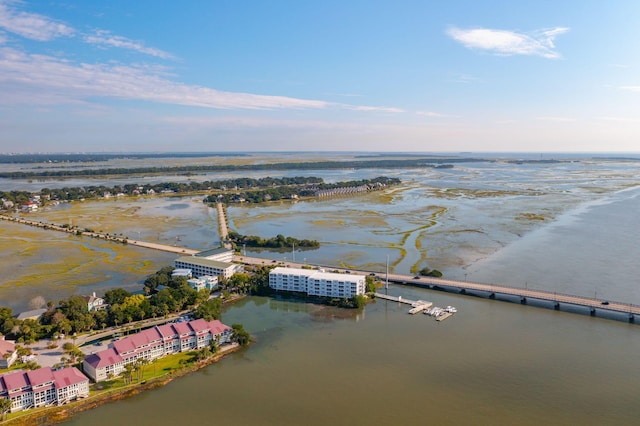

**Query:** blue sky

left=1, top=0, right=639, bottom=153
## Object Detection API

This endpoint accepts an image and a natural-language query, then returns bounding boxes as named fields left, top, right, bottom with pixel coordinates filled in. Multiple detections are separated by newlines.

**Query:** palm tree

left=122, top=363, right=135, bottom=385
left=136, top=358, right=149, bottom=381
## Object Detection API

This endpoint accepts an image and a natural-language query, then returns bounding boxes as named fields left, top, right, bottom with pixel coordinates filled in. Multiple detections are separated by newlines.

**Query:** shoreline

left=5, top=343, right=243, bottom=425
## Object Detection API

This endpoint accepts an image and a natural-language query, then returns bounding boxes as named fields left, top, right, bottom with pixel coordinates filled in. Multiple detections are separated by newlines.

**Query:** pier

left=374, top=293, right=433, bottom=314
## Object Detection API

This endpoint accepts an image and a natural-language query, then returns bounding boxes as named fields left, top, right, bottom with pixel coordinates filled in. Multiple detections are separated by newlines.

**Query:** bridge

left=381, top=272, right=640, bottom=322
left=235, top=254, right=639, bottom=323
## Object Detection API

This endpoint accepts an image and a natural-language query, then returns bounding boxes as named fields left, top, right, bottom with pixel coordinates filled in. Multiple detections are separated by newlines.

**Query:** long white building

left=83, top=319, right=233, bottom=382
left=269, top=267, right=366, bottom=298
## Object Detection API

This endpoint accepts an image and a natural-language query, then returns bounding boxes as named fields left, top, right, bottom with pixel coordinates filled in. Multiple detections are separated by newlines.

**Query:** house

left=0, top=367, right=89, bottom=413
left=21, top=202, right=38, bottom=212
left=15, top=308, right=48, bottom=321
left=82, top=292, right=105, bottom=311
left=0, top=336, right=17, bottom=369
left=187, top=275, right=218, bottom=292
left=83, top=319, right=233, bottom=382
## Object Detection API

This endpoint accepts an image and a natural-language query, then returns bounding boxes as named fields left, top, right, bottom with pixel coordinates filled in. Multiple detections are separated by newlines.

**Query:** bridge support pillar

left=489, top=292, right=495, bottom=299
left=590, top=307, right=596, bottom=316
left=554, top=302, right=560, bottom=310
left=629, top=314, right=635, bottom=323
left=520, top=297, right=527, bottom=305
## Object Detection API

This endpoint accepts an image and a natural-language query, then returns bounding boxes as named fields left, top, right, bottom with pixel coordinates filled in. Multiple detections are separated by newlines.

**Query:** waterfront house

left=82, top=292, right=105, bottom=311
left=0, top=367, right=89, bottom=413
left=83, top=319, right=233, bottom=382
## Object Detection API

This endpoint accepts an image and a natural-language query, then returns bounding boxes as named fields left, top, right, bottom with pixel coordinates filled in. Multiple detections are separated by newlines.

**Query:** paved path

left=217, top=202, right=232, bottom=249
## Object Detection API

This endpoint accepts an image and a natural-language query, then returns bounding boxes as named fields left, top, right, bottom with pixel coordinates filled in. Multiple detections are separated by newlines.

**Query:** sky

left=1, top=0, right=640, bottom=153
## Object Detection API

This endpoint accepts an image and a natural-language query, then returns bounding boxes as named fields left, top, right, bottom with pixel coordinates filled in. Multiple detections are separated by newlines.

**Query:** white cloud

left=416, top=111, right=457, bottom=118
left=346, top=105, right=404, bottom=113
left=620, top=86, right=640, bottom=92
left=0, top=47, right=402, bottom=113
left=536, top=116, right=576, bottom=122
left=447, top=26, right=569, bottom=59
left=84, top=30, right=174, bottom=59
left=0, top=0, right=74, bottom=41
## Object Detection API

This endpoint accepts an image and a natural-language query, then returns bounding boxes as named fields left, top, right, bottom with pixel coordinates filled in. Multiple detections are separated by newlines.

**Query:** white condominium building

left=174, top=256, right=241, bottom=279
left=269, top=267, right=365, bottom=298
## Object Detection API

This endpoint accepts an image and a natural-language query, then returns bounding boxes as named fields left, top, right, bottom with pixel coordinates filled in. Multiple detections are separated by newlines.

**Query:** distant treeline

left=204, top=177, right=400, bottom=204
left=0, top=158, right=465, bottom=179
left=0, top=152, right=247, bottom=164
left=0, top=176, right=399, bottom=206
left=0, top=176, right=323, bottom=205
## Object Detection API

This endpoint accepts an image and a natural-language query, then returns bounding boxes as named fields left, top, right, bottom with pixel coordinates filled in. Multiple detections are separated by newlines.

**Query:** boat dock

left=375, top=293, right=441, bottom=316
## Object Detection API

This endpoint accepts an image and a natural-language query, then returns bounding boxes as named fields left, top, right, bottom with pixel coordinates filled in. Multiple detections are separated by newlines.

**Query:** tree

left=0, top=397, right=12, bottom=421
left=352, top=295, right=367, bottom=309
left=122, top=363, right=135, bottom=385
left=193, top=298, right=222, bottom=321
left=365, top=276, right=378, bottom=293
left=104, top=288, right=132, bottom=305
left=231, top=324, right=250, bottom=346
left=136, top=358, right=149, bottom=381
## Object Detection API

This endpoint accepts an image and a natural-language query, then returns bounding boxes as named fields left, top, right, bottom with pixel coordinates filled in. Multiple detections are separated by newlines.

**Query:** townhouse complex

left=0, top=366, right=89, bottom=413
left=83, top=318, right=233, bottom=382
left=269, top=267, right=366, bottom=298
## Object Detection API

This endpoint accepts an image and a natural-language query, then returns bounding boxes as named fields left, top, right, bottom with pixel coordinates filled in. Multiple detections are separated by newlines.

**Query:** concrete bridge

left=382, top=272, right=640, bottom=322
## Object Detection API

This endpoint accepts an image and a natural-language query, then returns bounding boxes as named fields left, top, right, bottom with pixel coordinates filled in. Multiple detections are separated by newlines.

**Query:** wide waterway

left=65, top=290, right=640, bottom=425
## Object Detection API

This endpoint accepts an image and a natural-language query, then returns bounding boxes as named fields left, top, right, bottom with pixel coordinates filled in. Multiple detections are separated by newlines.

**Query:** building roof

left=0, top=338, right=15, bottom=358
left=188, top=318, right=210, bottom=334
left=15, top=308, right=48, bottom=320
left=195, top=247, right=233, bottom=258
left=270, top=267, right=365, bottom=284
left=26, top=368, right=55, bottom=387
left=172, top=321, right=191, bottom=336
left=174, top=256, right=234, bottom=270
left=208, top=320, right=232, bottom=335
left=156, top=323, right=178, bottom=339
left=84, top=348, right=123, bottom=369
left=172, top=268, right=192, bottom=277
left=53, top=367, right=88, bottom=388
left=112, top=327, right=162, bottom=354
left=1, top=370, right=29, bottom=393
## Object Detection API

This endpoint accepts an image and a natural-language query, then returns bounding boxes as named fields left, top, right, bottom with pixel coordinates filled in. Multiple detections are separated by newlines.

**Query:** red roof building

left=83, top=319, right=233, bottom=382
left=0, top=367, right=88, bottom=413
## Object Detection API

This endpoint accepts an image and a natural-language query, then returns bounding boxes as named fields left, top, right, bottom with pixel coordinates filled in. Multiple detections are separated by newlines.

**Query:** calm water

left=65, top=291, right=640, bottom=426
